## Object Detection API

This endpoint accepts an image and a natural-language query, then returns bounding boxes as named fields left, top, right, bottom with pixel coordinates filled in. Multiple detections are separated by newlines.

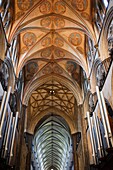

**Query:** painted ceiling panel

left=10, top=0, right=96, bottom=80
left=9, top=1, right=98, bottom=169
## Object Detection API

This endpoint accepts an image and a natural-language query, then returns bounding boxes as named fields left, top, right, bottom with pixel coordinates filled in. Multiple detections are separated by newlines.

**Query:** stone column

left=72, top=133, right=79, bottom=170
left=15, top=105, right=27, bottom=170
left=78, top=104, right=90, bottom=170
left=25, top=133, right=33, bottom=170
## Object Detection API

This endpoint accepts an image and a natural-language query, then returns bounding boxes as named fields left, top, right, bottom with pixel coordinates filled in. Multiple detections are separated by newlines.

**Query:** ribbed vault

left=32, top=115, right=73, bottom=170
left=11, top=0, right=97, bottom=169
left=9, top=0, right=97, bottom=81
left=26, top=79, right=78, bottom=135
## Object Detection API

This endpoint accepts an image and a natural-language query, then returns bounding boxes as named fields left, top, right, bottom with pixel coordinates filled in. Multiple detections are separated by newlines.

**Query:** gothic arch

left=23, top=74, right=83, bottom=106
left=90, top=58, right=106, bottom=92
left=100, top=6, right=113, bottom=60
left=90, top=58, right=100, bottom=93
left=26, top=107, right=77, bottom=135
left=4, top=58, right=15, bottom=92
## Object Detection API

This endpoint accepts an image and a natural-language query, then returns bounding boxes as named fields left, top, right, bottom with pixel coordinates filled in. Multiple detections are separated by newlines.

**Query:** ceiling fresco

left=12, top=0, right=95, bottom=132
left=9, top=0, right=97, bottom=169
left=10, top=0, right=96, bottom=78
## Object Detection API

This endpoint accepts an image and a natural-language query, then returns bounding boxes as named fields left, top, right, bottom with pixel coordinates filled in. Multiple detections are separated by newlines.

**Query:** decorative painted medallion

left=41, top=37, right=51, bottom=47
left=54, top=49, right=65, bottom=58
left=54, top=17, right=65, bottom=28
left=21, top=46, right=28, bottom=54
left=23, top=32, right=37, bottom=47
left=69, top=32, right=82, bottom=46
left=71, top=0, right=88, bottom=11
left=81, top=12, right=90, bottom=21
left=66, top=61, right=79, bottom=81
left=41, top=17, right=51, bottom=27
left=27, top=62, right=38, bottom=74
left=17, top=0, right=34, bottom=11
left=41, top=48, right=52, bottom=58
left=42, top=65, right=63, bottom=75
left=39, top=1, right=51, bottom=14
left=42, top=66, right=52, bottom=74
left=66, top=61, right=76, bottom=73
left=54, top=1, right=66, bottom=14
left=54, top=37, right=64, bottom=47
left=54, top=65, right=63, bottom=74
left=76, top=46, right=84, bottom=54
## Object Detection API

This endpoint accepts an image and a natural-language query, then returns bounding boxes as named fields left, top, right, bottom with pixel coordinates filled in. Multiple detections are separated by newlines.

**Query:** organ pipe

left=93, top=112, right=103, bottom=157
left=96, top=86, right=110, bottom=148
left=4, top=112, right=13, bottom=157
left=87, top=111, right=96, bottom=164
left=9, top=111, right=18, bottom=157
left=100, top=91, right=113, bottom=146
left=0, top=86, right=11, bottom=138
left=0, top=91, right=7, bottom=120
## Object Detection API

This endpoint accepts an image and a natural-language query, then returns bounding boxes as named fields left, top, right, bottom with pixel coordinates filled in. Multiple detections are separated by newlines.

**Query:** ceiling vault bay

left=9, top=0, right=97, bottom=170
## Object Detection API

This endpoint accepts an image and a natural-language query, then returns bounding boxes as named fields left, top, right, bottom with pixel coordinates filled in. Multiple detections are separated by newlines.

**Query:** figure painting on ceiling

left=66, top=61, right=80, bottom=82
left=69, top=32, right=82, bottom=46
left=23, top=32, right=37, bottom=47
left=71, top=0, right=88, bottom=11
left=17, top=0, right=34, bottom=11
left=54, top=17, right=65, bottom=28
left=27, top=62, right=38, bottom=74
left=54, top=37, right=64, bottom=47
left=41, top=37, right=51, bottom=47
left=41, top=48, right=52, bottom=58
left=25, top=61, right=38, bottom=80
left=41, top=17, right=51, bottom=27
left=54, top=1, right=66, bottom=14
left=39, top=1, right=51, bottom=14
left=54, top=49, right=65, bottom=58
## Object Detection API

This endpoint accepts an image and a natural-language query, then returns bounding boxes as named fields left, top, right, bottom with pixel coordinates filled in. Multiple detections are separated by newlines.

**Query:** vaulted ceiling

left=32, top=116, right=73, bottom=170
left=9, top=0, right=97, bottom=169
left=9, top=0, right=96, bottom=80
